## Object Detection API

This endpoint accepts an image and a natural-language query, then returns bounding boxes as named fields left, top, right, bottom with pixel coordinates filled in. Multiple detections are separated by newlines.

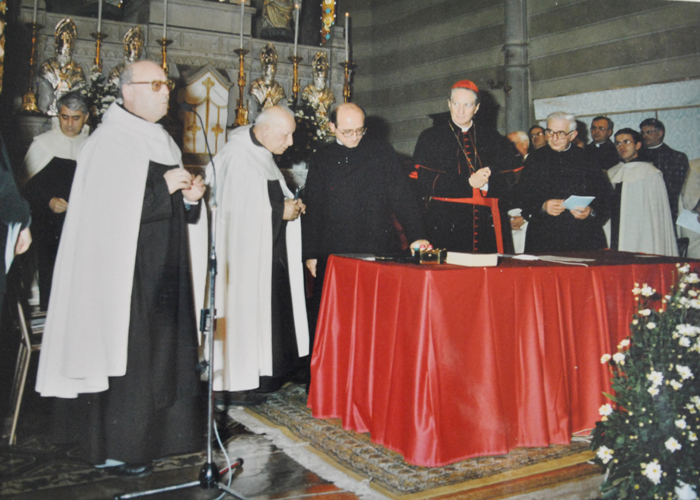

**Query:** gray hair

left=56, top=92, right=88, bottom=114
left=509, top=130, right=529, bottom=144
left=254, top=105, right=295, bottom=127
left=547, top=111, right=576, bottom=132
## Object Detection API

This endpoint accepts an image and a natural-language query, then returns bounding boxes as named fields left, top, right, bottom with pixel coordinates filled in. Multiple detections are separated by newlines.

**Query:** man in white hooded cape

left=35, top=61, right=207, bottom=473
left=208, top=105, right=308, bottom=400
left=604, top=128, right=677, bottom=256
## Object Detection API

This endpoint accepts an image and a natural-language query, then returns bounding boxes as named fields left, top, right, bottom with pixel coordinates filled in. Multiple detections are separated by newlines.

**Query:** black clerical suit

left=585, top=140, right=619, bottom=171
left=639, top=143, right=689, bottom=223
left=411, top=119, right=520, bottom=253
left=516, top=145, right=612, bottom=253
left=303, top=137, right=427, bottom=347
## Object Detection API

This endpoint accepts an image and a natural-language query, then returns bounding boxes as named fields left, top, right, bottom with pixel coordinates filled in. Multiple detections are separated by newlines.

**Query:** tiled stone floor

left=0, top=357, right=364, bottom=500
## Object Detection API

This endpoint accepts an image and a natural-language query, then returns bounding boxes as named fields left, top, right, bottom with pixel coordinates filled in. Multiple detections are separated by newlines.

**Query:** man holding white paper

left=515, top=111, right=612, bottom=253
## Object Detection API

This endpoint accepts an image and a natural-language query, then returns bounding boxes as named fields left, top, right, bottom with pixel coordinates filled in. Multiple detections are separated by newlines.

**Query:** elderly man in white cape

left=207, top=105, right=308, bottom=405
left=604, top=128, right=678, bottom=256
left=35, top=60, right=208, bottom=475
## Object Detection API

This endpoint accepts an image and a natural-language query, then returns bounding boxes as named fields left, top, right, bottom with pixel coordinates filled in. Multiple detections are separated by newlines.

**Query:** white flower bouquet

left=592, top=264, right=700, bottom=499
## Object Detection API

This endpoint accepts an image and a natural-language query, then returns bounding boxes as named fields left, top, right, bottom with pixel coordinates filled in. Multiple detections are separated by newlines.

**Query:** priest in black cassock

left=23, top=92, right=89, bottom=310
left=515, top=111, right=612, bottom=253
left=411, top=80, right=521, bottom=254
left=36, top=61, right=206, bottom=476
left=303, top=103, right=429, bottom=350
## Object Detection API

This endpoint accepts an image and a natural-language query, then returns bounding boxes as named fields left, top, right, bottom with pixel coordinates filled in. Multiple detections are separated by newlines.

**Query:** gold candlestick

left=21, top=22, right=43, bottom=114
left=233, top=48, right=249, bottom=127
left=340, top=61, right=355, bottom=103
left=288, top=55, right=302, bottom=104
left=90, top=31, right=108, bottom=73
left=157, top=37, right=174, bottom=75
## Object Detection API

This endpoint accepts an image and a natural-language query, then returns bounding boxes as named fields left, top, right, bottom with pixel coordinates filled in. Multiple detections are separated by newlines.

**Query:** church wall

left=345, top=0, right=700, bottom=156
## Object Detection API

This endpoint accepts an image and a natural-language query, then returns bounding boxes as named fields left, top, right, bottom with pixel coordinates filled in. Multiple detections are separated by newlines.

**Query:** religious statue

left=249, top=43, right=286, bottom=110
left=261, top=0, right=294, bottom=41
left=301, top=52, right=335, bottom=140
left=108, top=27, right=144, bottom=86
left=262, top=0, right=293, bottom=30
left=38, top=18, right=86, bottom=116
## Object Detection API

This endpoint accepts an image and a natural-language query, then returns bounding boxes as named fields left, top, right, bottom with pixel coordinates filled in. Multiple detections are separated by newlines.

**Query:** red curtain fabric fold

left=309, top=253, right=680, bottom=467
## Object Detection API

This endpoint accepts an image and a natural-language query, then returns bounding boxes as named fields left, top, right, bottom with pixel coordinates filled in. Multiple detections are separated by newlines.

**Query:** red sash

left=432, top=189, right=504, bottom=253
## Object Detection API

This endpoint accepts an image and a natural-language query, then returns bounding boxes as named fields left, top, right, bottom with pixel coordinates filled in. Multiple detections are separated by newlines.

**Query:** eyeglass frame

left=544, top=129, right=575, bottom=140
left=590, top=125, right=609, bottom=131
left=530, top=131, right=545, bottom=138
left=337, top=128, right=367, bottom=138
left=641, top=128, right=662, bottom=136
left=126, top=80, right=175, bottom=92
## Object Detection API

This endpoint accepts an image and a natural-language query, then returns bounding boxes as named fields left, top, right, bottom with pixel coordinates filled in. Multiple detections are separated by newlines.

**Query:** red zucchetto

left=451, top=80, right=479, bottom=93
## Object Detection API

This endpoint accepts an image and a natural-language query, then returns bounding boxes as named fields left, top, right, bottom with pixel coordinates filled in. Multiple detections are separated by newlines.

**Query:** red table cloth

left=308, top=251, right=688, bottom=467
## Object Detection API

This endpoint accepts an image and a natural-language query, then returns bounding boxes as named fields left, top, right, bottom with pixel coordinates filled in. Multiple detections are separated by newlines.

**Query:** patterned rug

left=242, top=383, right=601, bottom=498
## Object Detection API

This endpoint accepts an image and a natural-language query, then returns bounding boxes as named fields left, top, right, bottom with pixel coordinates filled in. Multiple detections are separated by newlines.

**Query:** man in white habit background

left=605, top=128, right=677, bottom=256
left=36, top=60, right=207, bottom=476
left=23, top=91, right=89, bottom=310
left=209, top=105, right=308, bottom=406
left=678, top=157, right=700, bottom=259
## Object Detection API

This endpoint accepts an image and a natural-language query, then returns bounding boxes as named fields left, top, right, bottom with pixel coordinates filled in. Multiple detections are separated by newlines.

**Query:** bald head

left=507, top=131, right=529, bottom=157
left=330, top=103, right=365, bottom=148
left=253, top=105, right=296, bottom=155
left=120, top=60, right=170, bottom=123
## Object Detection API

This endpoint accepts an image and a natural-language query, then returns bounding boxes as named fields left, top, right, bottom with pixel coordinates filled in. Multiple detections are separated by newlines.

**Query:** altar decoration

left=320, top=0, right=334, bottom=44
left=592, top=263, right=700, bottom=499
left=79, top=71, right=117, bottom=127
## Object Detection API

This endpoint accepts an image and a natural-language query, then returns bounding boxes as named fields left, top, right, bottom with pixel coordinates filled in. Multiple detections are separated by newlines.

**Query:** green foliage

left=592, top=265, right=700, bottom=499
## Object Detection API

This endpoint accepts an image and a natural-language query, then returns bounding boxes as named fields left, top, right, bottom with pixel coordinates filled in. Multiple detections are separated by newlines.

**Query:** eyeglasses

left=614, top=140, right=635, bottom=146
left=127, top=80, right=175, bottom=92
left=337, top=128, right=366, bottom=138
left=590, top=126, right=609, bottom=131
left=641, top=129, right=661, bottom=135
left=530, top=131, right=544, bottom=138
left=545, top=129, right=574, bottom=139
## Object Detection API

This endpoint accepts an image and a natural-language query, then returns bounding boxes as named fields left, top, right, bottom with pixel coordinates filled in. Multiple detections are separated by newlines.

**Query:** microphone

left=180, top=102, right=216, bottom=189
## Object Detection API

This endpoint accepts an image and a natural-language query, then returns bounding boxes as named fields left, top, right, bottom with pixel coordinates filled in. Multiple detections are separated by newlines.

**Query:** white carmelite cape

left=36, top=103, right=207, bottom=398
left=604, top=160, right=678, bottom=257
left=679, top=158, right=700, bottom=259
left=23, top=117, right=89, bottom=182
left=208, top=125, right=309, bottom=392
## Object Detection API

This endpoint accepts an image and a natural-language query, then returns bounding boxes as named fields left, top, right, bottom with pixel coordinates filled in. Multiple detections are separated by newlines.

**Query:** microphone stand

left=114, top=104, right=248, bottom=500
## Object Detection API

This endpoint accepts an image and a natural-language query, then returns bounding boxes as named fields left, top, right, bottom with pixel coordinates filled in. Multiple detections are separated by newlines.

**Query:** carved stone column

left=504, top=0, right=530, bottom=133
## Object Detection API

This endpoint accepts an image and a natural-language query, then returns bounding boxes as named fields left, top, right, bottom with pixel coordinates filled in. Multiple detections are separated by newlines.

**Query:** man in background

left=639, top=117, right=689, bottom=224
left=585, top=116, right=619, bottom=171
left=23, top=92, right=89, bottom=310
left=605, top=128, right=676, bottom=256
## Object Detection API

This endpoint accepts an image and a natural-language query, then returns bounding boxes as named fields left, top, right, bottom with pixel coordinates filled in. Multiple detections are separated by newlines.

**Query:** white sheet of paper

left=676, top=209, right=700, bottom=234
left=563, top=195, right=595, bottom=210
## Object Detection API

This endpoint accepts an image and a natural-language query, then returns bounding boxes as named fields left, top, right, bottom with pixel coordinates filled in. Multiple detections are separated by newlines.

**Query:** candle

left=344, top=12, right=349, bottom=63
left=239, top=0, right=244, bottom=50
left=97, top=0, right=103, bottom=32
left=163, top=0, right=168, bottom=39
left=32, top=0, right=38, bottom=24
left=293, top=4, right=299, bottom=57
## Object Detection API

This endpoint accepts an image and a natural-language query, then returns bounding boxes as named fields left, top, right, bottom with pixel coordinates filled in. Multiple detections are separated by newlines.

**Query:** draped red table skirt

left=307, top=251, right=687, bottom=467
